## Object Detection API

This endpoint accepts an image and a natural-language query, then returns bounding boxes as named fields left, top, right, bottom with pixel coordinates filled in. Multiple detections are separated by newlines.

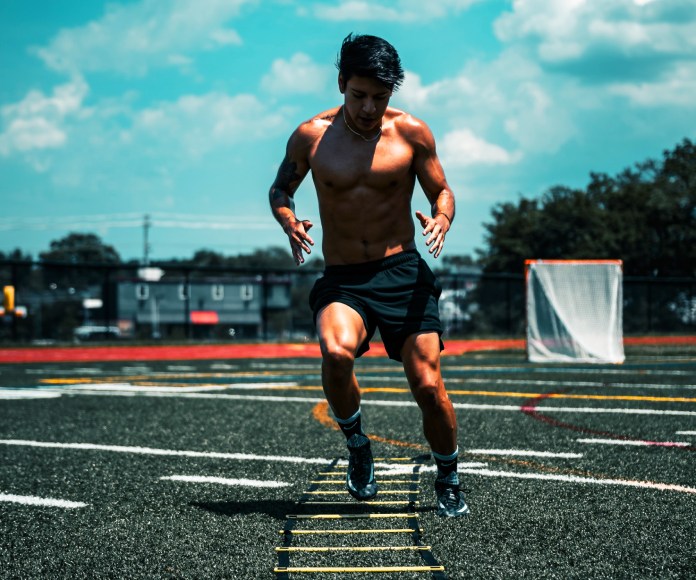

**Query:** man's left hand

left=415, top=210, right=449, bottom=259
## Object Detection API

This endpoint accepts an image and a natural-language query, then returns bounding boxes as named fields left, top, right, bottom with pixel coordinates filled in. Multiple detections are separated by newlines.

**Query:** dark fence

left=1, top=260, right=694, bottom=344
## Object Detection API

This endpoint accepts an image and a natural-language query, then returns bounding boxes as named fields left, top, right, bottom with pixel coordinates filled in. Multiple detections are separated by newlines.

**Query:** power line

left=0, top=213, right=278, bottom=232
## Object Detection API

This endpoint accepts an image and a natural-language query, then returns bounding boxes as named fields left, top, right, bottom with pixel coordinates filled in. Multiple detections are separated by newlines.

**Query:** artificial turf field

left=1, top=343, right=695, bottom=579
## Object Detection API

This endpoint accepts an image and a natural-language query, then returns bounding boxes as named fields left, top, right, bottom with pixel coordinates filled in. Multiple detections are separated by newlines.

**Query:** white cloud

left=398, top=70, right=476, bottom=112
left=34, top=0, right=254, bottom=76
left=128, top=92, right=288, bottom=158
left=489, top=0, right=696, bottom=116
left=395, top=52, right=577, bottom=156
left=2, top=78, right=88, bottom=119
left=608, top=61, right=696, bottom=106
left=261, top=53, right=332, bottom=95
left=209, top=28, right=243, bottom=46
left=0, top=77, right=89, bottom=156
left=0, top=118, right=66, bottom=154
left=440, top=128, right=521, bottom=168
left=495, top=0, right=696, bottom=70
left=311, top=0, right=481, bottom=22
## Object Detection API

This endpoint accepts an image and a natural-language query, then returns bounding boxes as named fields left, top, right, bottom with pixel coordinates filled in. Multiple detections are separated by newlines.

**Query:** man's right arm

left=269, top=129, right=314, bottom=265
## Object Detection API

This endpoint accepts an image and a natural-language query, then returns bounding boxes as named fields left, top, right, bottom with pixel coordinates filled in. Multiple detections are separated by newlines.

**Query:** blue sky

left=1, top=0, right=695, bottom=266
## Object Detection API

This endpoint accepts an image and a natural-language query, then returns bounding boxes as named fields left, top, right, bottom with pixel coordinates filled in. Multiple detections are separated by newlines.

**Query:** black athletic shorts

left=309, top=249, right=444, bottom=362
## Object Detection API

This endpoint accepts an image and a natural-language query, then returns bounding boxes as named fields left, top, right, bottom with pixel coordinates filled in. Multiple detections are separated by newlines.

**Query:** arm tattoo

left=269, top=155, right=302, bottom=214
left=271, top=188, right=295, bottom=213
left=272, top=156, right=301, bottom=194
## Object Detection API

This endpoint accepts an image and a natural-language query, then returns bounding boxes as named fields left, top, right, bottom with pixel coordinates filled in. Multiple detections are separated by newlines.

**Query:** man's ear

left=338, top=74, right=346, bottom=93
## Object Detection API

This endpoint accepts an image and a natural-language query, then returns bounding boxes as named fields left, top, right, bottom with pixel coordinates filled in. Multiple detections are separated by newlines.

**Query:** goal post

left=525, top=259, right=625, bottom=363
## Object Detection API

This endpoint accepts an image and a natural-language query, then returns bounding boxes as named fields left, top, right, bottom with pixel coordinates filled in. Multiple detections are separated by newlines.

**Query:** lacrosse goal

left=525, top=259, right=624, bottom=363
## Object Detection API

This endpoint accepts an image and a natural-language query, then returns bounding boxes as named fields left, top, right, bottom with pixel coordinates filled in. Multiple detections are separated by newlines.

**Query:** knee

left=412, top=379, right=448, bottom=411
left=321, top=341, right=356, bottom=372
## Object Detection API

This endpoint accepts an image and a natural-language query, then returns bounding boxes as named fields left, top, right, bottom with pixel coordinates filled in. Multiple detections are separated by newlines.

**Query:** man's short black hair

left=336, top=33, right=404, bottom=92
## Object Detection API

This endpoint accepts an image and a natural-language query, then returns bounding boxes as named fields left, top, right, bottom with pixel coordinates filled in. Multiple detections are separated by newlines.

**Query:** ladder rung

left=286, top=513, right=416, bottom=520
left=299, top=500, right=417, bottom=506
left=280, top=528, right=416, bottom=535
left=274, top=565, right=445, bottom=573
left=319, top=471, right=421, bottom=477
left=304, top=490, right=413, bottom=495
left=276, top=545, right=431, bottom=552
left=373, top=457, right=426, bottom=461
left=310, top=480, right=416, bottom=485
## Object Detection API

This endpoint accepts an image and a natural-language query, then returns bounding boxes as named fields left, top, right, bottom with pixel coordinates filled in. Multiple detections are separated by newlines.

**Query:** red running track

left=0, top=336, right=694, bottom=364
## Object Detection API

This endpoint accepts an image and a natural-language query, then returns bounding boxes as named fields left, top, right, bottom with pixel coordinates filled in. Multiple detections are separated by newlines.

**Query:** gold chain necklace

left=342, top=107, right=382, bottom=142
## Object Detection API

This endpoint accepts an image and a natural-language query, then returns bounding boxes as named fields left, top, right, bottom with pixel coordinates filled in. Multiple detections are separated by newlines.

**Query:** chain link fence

left=1, top=260, right=694, bottom=344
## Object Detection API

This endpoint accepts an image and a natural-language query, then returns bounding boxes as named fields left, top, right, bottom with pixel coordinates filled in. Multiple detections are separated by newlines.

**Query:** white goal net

left=526, top=260, right=625, bottom=363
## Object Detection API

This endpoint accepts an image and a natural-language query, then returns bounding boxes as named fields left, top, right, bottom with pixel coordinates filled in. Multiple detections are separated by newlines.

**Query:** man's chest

left=309, top=135, right=414, bottom=191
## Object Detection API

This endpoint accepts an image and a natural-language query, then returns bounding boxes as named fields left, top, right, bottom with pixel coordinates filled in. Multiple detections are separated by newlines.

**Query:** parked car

left=73, top=325, right=121, bottom=341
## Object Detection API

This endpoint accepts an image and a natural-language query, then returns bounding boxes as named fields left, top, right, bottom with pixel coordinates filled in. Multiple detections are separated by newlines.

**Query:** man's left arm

left=411, top=121, right=455, bottom=259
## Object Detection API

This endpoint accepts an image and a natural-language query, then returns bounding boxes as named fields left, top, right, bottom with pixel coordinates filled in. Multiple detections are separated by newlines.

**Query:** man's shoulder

left=388, top=108, right=435, bottom=147
left=286, top=107, right=339, bottom=153
left=295, top=107, right=340, bottom=137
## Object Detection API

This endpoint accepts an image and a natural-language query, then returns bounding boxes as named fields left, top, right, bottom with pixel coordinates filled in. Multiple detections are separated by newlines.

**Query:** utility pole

left=143, top=214, right=151, bottom=265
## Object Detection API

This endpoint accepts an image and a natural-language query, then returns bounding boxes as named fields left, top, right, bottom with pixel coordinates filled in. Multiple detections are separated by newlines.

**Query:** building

left=115, top=275, right=293, bottom=340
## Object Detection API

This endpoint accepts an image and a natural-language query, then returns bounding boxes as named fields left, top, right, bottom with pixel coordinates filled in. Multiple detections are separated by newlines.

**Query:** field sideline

left=1, top=341, right=695, bottom=578
left=1, top=335, right=696, bottom=363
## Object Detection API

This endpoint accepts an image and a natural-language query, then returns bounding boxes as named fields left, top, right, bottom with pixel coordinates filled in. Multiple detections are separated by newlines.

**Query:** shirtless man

left=269, top=34, right=468, bottom=517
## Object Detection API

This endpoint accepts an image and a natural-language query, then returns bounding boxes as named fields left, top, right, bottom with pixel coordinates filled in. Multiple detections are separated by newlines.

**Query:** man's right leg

left=316, top=303, right=377, bottom=500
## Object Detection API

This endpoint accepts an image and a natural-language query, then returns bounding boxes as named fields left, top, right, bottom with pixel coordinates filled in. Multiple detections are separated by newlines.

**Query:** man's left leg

left=401, top=332, right=470, bottom=517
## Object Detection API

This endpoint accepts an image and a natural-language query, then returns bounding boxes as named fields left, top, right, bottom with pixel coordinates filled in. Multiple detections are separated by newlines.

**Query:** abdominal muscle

left=317, top=184, right=417, bottom=265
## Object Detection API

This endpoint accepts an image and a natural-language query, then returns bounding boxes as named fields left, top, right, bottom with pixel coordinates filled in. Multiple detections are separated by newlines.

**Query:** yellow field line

left=363, top=386, right=696, bottom=403
left=41, top=377, right=696, bottom=404
left=310, top=385, right=696, bottom=404
left=41, top=378, right=103, bottom=384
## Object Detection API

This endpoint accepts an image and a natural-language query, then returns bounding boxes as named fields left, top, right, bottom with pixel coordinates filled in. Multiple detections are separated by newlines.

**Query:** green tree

left=439, top=253, right=478, bottom=272
left=478, top=139, right=696, bottom=277
left=40, top=233, right=121, bottom=288
left=0, top=248, right=34, bottom=291
left=225, top=247, right=296, bottom=269
left=40, top=233, right=121, bottom=265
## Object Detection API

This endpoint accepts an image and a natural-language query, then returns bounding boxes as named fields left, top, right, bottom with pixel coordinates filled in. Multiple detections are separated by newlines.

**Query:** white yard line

left=7, top=386, right=696, bottom=416
left=444, top=366, right=695, bottom=376
left=576, top=438, right=691, bottom=448
left=62, top=390, right=327, bottom=403
left=462, top=378, right=696, bottom=390
left=334, top=461, right=487, bottom=473
left=451, top=403, right=696, bottom=416
left=0, top=439, right=331, bottom=465
left=2, top=439, right=692, bottom=496
left=0, top=492, right=87, bottom=508
left=64, top=383, right=297, bottom=393
left=24, top=368, right=105, bottom=375
left=675, top=431, right=696, bottom=436
left=459, top=468, right=696, bottom=494
left=0, top=390, right=62, bottom=400
left=160, top=475, right=291, bottom=488
left=465, top=449, right=583, bottom=458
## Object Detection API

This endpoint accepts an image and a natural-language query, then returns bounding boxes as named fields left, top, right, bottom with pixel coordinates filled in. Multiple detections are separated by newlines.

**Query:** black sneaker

left=435, top=473, right=470, bottom=517
left=346, top=434, right=378, bottom=501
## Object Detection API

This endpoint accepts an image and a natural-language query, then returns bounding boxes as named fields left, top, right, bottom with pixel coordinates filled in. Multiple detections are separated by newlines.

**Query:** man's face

left=340, top=75, right=392, bottom=133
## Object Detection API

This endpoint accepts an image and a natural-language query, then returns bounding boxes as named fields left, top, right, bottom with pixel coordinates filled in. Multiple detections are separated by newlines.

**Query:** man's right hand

left=284, top=218, right=314, bottom=265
